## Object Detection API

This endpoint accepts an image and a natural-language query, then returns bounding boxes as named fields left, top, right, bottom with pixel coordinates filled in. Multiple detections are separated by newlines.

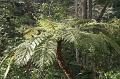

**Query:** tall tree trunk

left=48, top=0, right=53, bottom=16
left=97, top=2, right=109, bottom=22
left=56, top=40, right=74, bottom=79
left=82, top=0, right=88, bottom=19
left=75, top=0, right=78, bottom=18
left=88, top=0, right=92, bottom=19
left=74, top=0, right=81, bottom=65
left=91, top=68, right=96, bottom=79
left=75, top=47, right=80, bottom=65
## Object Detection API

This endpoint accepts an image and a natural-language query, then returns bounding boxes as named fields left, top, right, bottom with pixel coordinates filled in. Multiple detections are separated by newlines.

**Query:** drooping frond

left=79, top=21, right=120, bottom=36
left=14, top=31, right=54, bottom=66
left=31, top=38, right=56, bottom=69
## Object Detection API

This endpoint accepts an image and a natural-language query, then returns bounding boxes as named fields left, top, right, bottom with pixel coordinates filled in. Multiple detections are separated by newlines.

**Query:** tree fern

left=3, top=19, right=120, bottom=79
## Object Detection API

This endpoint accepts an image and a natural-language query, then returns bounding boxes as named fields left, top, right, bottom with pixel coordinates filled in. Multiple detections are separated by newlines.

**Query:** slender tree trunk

left=88, top=0, right=92, bottom=19
left=74, top=0, right=82, bottom=67
left=75, top=47, right=80, bottom=65
left=48, top=0, right=53, bottom=16
left=97, top=2, right=109, bottom=22
left=75, top=0, right=78, bottom=18
left=82, top=0, right=88, bottom=19
left=56, top=40, right=74, bottom=79
left=91, top=68, right=96, bottom=79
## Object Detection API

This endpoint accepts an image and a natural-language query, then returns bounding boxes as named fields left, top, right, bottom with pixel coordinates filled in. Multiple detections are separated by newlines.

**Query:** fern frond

left=37, top=19, right=58, bottom=30
left=79, top=22, right=120, bottom=35
left=31, top=39, right=56, bottom=69
left=14, top=32, right=53, bottom=66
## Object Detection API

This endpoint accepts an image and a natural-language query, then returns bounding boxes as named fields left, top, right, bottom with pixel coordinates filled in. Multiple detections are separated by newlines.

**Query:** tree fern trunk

left=56, top=40, right=74, bottom=79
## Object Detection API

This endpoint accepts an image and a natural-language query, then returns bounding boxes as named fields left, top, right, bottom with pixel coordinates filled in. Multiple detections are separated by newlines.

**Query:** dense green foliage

left=1, top=0, right=120, bottom=79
